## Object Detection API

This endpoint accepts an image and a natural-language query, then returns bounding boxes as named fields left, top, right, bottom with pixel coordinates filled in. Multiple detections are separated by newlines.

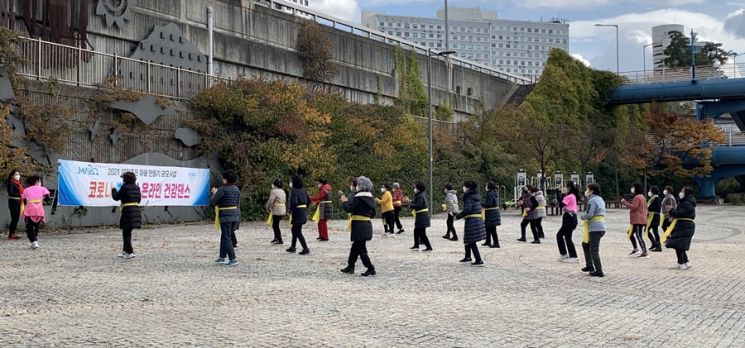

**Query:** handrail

left=253, top=0, right=533, bottom=85
left=619, top=63, right=745, bottom=85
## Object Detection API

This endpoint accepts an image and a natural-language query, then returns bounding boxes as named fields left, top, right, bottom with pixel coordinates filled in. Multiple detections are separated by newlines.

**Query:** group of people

left=4, top=168, right=699, bottom=277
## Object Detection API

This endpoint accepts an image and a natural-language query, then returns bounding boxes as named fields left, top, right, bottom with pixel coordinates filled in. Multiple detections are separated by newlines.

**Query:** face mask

left=584, top=190, right=591, bottom=197
left=648, top=191, right=653, bottom=197
left=679, top=192, right=685, bottom=199
left=13, top=174, right=20, bottom=180
left=380, top=188, right=385, bottom=193
left=414, top=188, right=419, bottom=193
left=289, top=182, right=293, bottom=188
left=630, top=187, right=635, bottom=194
left=663, top=190, right=668, bottom=195
left=463, top=187, right=468, bottom=193
left=350, top=185, right=354, bottom=192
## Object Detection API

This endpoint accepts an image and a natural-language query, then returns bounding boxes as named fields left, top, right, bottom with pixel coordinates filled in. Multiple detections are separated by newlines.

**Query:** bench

left=606, top=200, right=621, bottom=209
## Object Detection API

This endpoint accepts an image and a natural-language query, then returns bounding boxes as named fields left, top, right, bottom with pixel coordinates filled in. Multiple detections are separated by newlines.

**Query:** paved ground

left=1, top=205, right=744, bottom=347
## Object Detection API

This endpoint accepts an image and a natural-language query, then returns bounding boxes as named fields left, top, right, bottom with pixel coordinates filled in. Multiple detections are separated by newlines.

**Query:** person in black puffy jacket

left=482, top=181, right=502, bottom=248
left=456, top=181, right=487, bottom=266
left=340, top=176, right=377, bottom=277
left=665, top=187, right=696, bottom=270
left=111, top=171, right=142, bottom=259
left=408, top=181, right=432, bottom=251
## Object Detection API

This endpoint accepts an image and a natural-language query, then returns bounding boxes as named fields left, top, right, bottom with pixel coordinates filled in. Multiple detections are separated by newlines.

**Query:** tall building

left=361, top=7, right=569, bottom=79
left=652, top=24, right=708, bottom=73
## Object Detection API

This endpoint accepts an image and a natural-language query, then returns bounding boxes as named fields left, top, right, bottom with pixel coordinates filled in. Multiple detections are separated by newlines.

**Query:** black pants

left=219, top=221, right=238, bottom=260
left=383, top=211, right=395, bottom=234
left=25, top=219, right=40, bottom=243
left=630, top=224, right=646, bottom=253
left=348, top=240, right=375, bottom=270
left=122, top=228, right=134, bottom=254
left=529, top=218, right=543, bottom=241
left=582, top=231, right=605, bottom=273
left=556, top=212, right=578, bottom=257
left=464, top=242, right=482, bottom=262
left=647, top=215, right=661, bottom=249
left=8, top=199, right=21, bottom=236
left=231, top=230, right=238, bottom=248
left=675, top=248, right=689, bottom=264
left=291, top=224, right=308, bottom=250
left=485, top=225, right=499, bottom=247
left=393, top=206, right=403, bottom=230
left=272, top=215, right=283, bottom=242
left=662, top=217, right=672, bottom=232
left=446, top=214, right=457, bottom=237
left=520, top=218, right=530, bottom=239
left=413, top=227, right=432, bottom=249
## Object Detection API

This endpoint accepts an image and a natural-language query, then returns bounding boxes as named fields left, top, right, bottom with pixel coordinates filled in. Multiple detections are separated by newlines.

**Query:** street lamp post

left=595, top=24, right=619, bottom=74
left=643, top=43, right=653, bottom=80
left=731, top=52, right=743, bottom=78
left=427, top=49, right=456, bottom=210
left=444, top=0, right=449, bottom=51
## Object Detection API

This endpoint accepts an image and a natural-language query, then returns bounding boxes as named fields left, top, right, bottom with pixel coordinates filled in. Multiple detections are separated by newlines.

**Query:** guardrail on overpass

left=619, top=64, right=745, bottom=85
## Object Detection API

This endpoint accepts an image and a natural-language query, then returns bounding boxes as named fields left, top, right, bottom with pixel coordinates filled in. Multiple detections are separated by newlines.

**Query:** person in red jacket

left=310, top=178, right=333, bottom=241
left=621, top=182, right=649, bottom=258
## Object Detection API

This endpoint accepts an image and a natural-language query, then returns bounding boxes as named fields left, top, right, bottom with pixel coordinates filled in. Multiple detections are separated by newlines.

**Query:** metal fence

left=16, top=37, right=230, bottom=100
left=619, top=63, right=745, bottom=85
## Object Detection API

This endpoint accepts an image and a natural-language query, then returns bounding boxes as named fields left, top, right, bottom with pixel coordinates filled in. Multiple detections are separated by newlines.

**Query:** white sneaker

left=118, top=252, right=126, bottom=258
left=685, top=262, right=692, bottom=269
left=124, top=253, right=136, bottom=259
left=676, top=263, right=688, bottom=270
left=31, top=241, right=39, bottom=249
left=557, top=255, right=569, bottom=262
left=562, top=257, right=580, bottom=263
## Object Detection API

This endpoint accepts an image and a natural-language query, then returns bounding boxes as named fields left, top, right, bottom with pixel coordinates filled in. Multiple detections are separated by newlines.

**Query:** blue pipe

left=712, top=146, right=745, bottom=166
left=611, top=78, right=745, bottom=105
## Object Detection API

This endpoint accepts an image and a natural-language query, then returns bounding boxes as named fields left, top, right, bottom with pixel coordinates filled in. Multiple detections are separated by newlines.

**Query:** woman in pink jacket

left=621, top=183, right=648, bottom=258
left=21, top=175, right=50, bottom=250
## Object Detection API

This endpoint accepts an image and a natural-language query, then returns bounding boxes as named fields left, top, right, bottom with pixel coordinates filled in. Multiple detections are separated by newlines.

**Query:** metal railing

left=619, top=63, right=745, bottom=85
left=719, top=127, right=745, bottom=147
left=252, top=0, right=533, bottom=85
left=16, top=36, right=231, bottom=100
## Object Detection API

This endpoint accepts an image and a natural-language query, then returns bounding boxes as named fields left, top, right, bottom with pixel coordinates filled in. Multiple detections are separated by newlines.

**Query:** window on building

left=506, top=44, right=511, bottom=48
left=492, top=43, right=496, bottom=47
left=437, top=43, right=442, bottom=48
left=404, top=32, right=409, bottom=37
left=541, top=29, right=546, bottom=33
left=429, top=42, right=434, bottom=47
left=437, top=25, right=441, bottom=29
left=379, top=22, right=384, bottom=27
left=429, top=33, right=434, bottom=38
left=404, top=24, right=409, bottom=29
left=388, top=31, right=393, bottom=35
left=549, top=29, right=553, bottom=34
left=413, top=33, right=419, bottom=38
left=397, top=23, right=401, bottom=27
left=396, top=32, right=401, bottom=36
left=528, top=28, right=532, bottom=33
left=413, top=24, right=418, bottom=29
left=437, top=34, right=441, bottom=38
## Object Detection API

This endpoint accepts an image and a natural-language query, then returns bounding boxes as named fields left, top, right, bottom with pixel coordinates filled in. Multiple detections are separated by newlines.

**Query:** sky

left=307, top=0, right=745, bottom=73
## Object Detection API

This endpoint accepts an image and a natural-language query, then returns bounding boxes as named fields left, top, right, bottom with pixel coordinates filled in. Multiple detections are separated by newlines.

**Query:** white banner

left=57, top=160, right=211, bottom=207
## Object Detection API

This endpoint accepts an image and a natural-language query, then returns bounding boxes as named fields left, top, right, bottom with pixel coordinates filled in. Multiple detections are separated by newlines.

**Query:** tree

left=296, top=21, right=336, bottom=84
left=622, top=103, right=725, bottom=179
left=663, top=31, right=729, bottom=68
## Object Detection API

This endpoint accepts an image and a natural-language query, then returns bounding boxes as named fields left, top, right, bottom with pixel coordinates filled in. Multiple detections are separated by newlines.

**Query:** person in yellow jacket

left=376, top=184, right=395, bottom=236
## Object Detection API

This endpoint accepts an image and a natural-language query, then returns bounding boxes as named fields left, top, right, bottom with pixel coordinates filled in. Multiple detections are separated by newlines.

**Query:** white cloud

left=571, top=53, right=592, bottom=67
left=569, top=8, right=745, bottom=72
left=724, top=9, right=745, bottom=39
left=308, top=0, right=361, bottom=22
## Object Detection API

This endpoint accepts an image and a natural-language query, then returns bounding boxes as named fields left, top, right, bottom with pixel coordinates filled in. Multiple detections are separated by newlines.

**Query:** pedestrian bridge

left=609, top=68, right=745, bottom=198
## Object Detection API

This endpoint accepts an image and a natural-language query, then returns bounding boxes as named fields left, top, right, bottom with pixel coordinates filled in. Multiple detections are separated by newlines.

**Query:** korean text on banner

left=57, top=160, right=211, bottom=207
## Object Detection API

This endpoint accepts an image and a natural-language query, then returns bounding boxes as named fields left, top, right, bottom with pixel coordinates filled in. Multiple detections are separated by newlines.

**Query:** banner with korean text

left=57, top=160, right=211, bottom=207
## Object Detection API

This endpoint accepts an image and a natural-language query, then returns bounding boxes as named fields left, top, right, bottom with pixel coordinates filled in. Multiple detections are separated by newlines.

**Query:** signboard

left=57, top=160, right=211, bottom=207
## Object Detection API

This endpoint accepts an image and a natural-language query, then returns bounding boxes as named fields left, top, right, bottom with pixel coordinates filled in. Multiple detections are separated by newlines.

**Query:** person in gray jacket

left=580, top=183, right=606, bottom=277
left=211, top=170, right=241, bottom=266
left=661, top=185, right=677, bottom=232
left=265, top=179, right=287, bottom=245
left=442, top=184, right=460, bottom=241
